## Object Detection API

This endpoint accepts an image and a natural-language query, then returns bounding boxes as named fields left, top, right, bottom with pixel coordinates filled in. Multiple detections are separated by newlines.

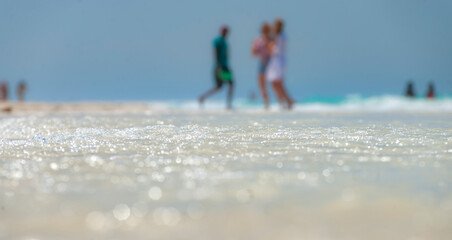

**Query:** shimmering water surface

left=1, top=111, right=451, bottom=240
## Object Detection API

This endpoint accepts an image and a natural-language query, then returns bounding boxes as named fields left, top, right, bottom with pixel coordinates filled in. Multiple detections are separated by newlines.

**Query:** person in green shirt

left=198, top=26, right=234, bottom=109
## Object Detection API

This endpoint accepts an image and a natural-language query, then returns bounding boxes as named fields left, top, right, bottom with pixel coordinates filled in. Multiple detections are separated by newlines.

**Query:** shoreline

left=0, top=102, right=151, bottom=114
left=2, top=100, right=452, bottom=115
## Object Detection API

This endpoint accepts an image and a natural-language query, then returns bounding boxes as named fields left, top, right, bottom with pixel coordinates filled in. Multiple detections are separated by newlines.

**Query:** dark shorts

left=258, top=58, right=270, bottom=74
left=214, top=66, right=233, bottom=88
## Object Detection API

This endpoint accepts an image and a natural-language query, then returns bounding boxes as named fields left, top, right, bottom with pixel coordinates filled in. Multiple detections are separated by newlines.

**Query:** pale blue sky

left=1, top=0, right=451, bottom=101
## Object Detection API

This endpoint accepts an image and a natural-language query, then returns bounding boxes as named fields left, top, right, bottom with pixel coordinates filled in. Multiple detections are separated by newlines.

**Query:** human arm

left=251, top=39, right=259, bottom=56
left=214, top=47, right=219, bottom=66
left=271, top=35, right=285, bottom=56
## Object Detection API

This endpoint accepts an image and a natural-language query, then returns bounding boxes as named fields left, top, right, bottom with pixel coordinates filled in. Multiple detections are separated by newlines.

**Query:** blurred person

left=426, top=82, right=435, bottom=99
left=199, top=26, right=234, bottom=109
left=266, top=19, right=295, bottom=110
left=18, top=80, right=27, bottom=102
left=0, top=80, right=8, bottom=101
left=0, top=80, right=11, bottom=113
left=405, top=81, right=416, bottom=98
left=248, top=91, right=257, bottom=102
left=251, top=23, right=271, bottom=109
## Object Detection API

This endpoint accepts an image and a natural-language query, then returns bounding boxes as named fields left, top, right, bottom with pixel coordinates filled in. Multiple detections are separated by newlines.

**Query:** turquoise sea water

left=152, top=94, right=452, bottom=113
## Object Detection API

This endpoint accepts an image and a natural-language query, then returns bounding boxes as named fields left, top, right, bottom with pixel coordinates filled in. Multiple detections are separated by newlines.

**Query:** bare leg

left=273, top=80, right=294, bottom=110
left=271, top=81, right=285, bottom=106
left=279, top=81, right=295, bottom=109
left=199, top=86, right=221, bottom=105
left=226, top=81, right=234, bottom=109
left=258, top=74, right=269, bottom=109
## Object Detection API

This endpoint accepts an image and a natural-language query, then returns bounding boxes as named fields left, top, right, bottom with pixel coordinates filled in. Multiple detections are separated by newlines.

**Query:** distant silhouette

left=0, top=80, right=8, bottom=102
left=248, top=91, right=257, bottom=102
left=426, top=82, right=435, bottom=99
left=266, top=19, right=294, bottom=110
left=17, top=80, right=27, bottom=102
left=199, top=26, right=234, bottom=109
left=405, top=81, right=416, bottom=98
left=0, top=80, right=11, bottom=112
left=252, top=23, right=271, bottom=109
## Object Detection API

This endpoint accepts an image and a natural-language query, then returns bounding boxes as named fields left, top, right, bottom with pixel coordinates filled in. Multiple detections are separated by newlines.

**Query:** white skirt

left=265, top=57, right=285, bottom=82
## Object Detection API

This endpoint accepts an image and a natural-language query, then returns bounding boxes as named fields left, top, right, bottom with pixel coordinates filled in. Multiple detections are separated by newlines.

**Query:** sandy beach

left=1, top=103, right=451, bottom=239
left=1, top=102, right=152, bottom=114
left=2, top=0, right=451, bottom=238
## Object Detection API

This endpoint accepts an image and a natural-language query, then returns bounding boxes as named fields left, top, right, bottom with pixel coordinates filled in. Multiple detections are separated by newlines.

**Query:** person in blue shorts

left=252, top=23, right=271, bottom=109
left=199, top=26, right=234, bottom=109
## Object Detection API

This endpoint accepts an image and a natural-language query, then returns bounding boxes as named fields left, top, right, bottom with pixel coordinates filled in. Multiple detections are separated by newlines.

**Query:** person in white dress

left=266, top=19, right=294, bottom=109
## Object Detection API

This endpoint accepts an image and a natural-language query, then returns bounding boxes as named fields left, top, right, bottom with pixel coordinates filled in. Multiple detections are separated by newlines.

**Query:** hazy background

left=1, top=0, right=451, bottom=102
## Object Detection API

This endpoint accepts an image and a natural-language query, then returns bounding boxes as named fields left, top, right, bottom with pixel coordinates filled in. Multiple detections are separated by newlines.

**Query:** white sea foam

left=150, top=95, right=452, bottom=113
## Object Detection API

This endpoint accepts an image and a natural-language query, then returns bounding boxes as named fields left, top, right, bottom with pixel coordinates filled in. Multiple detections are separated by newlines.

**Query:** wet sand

left=1, top=102, right=151, bottom=114
left=1, top=103, right=451, bottom=240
